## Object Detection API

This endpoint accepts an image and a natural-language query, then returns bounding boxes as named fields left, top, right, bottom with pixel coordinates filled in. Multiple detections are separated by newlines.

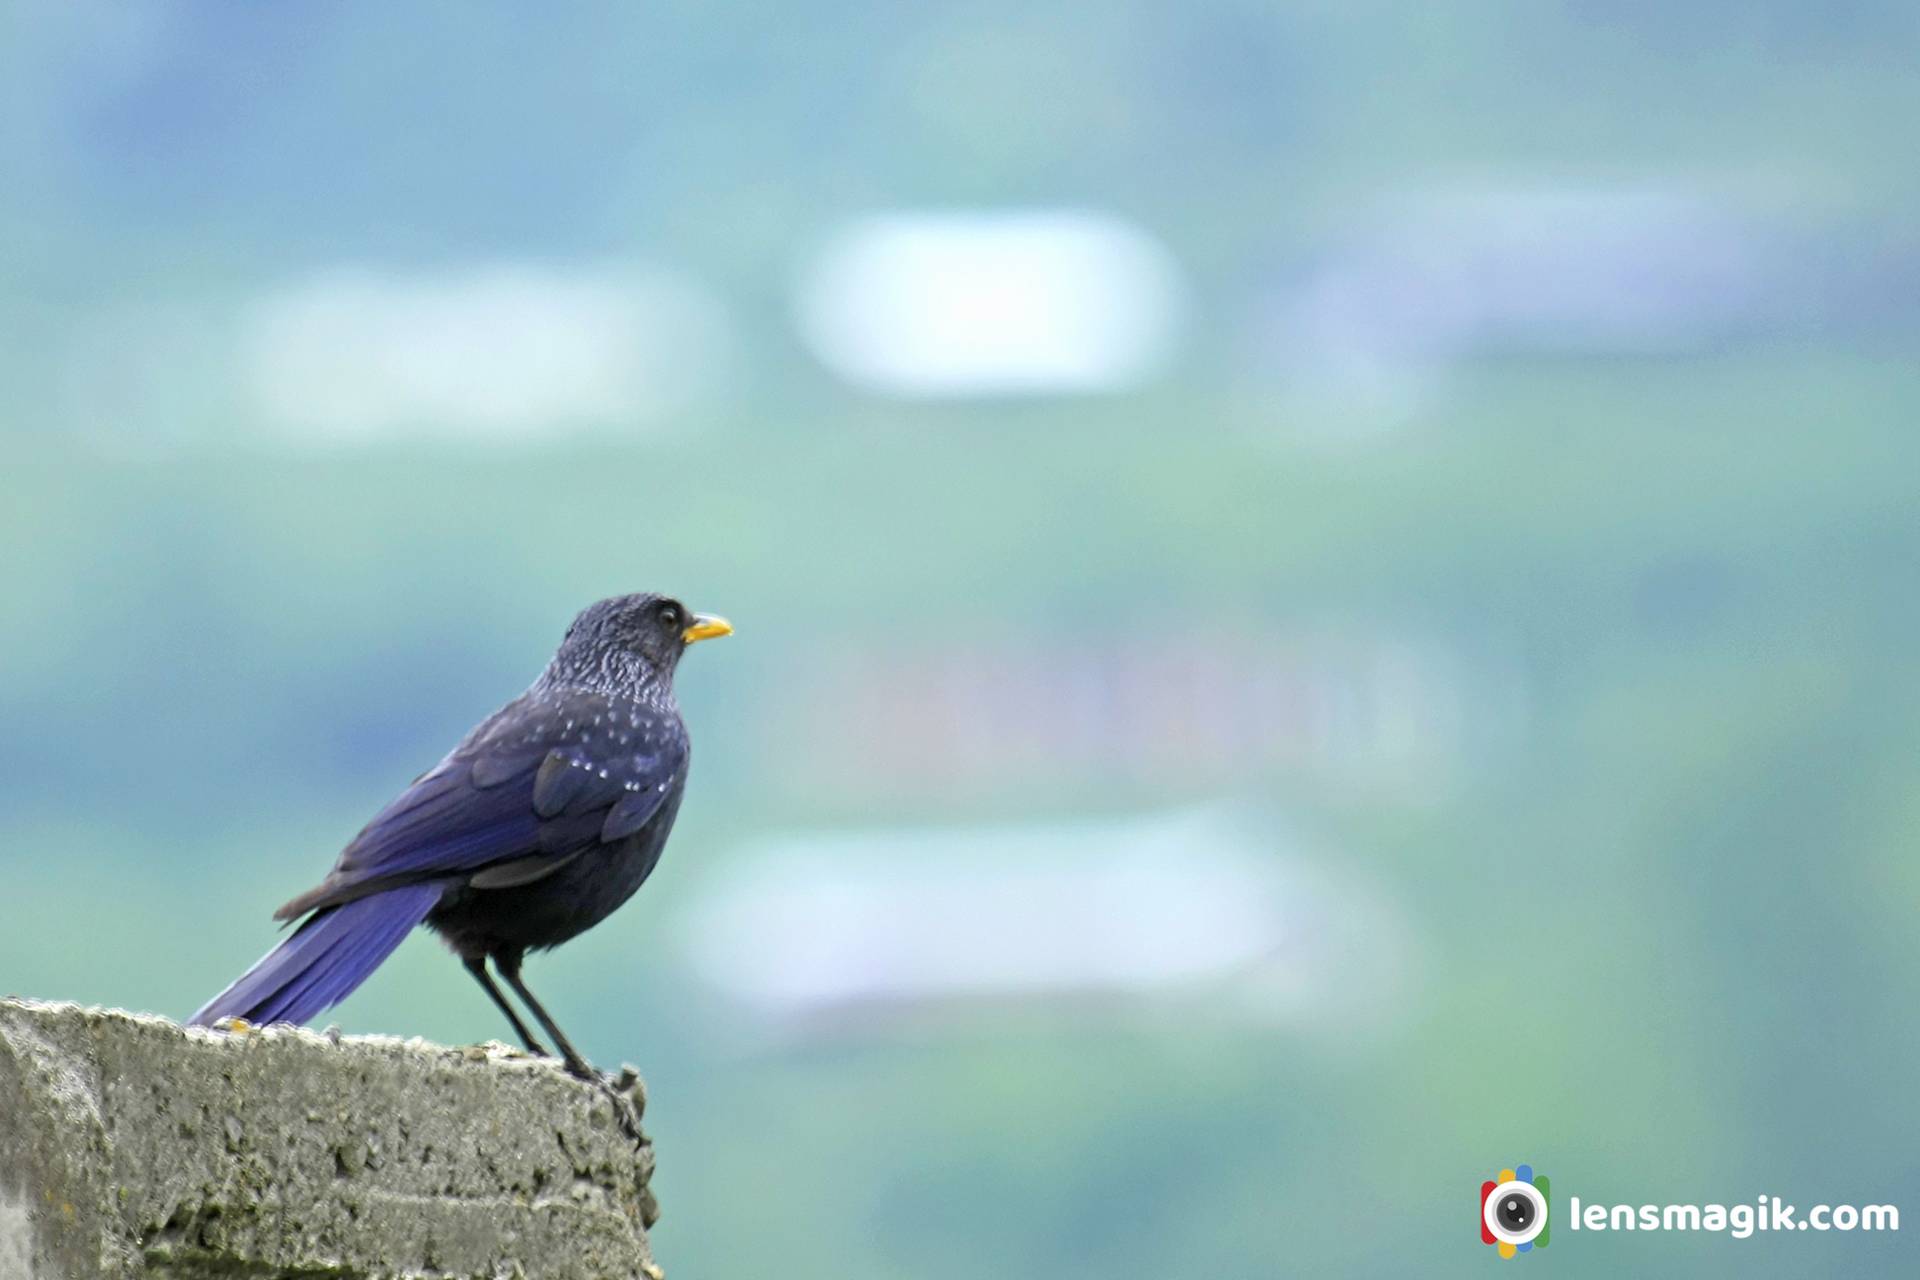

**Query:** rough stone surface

left=0, top=998, right=661, bottom=1280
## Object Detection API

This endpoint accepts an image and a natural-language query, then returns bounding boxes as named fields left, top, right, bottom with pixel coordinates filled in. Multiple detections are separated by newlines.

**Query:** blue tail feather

left=189, top=883, right=445, bottom=1028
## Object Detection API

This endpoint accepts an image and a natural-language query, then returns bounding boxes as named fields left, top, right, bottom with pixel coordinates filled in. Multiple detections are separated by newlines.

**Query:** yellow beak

left=681, top=613, right=733, bottom=644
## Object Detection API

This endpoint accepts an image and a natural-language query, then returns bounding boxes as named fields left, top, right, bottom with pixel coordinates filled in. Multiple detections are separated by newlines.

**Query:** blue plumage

left=189, top=883, right=445, bottom=1027
left=186, top=593, right=728, bottom=1081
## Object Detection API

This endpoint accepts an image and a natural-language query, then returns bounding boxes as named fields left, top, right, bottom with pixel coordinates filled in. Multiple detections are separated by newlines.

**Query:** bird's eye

left=658, top=604, right=681, bottom=628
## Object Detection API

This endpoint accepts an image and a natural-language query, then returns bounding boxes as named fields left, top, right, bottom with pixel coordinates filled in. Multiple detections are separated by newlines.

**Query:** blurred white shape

left=678, top=808, right=1413, bottom=1039
left=244, top=263, right=730, bottom=442
left=1262, top=185, right=1774, bottom=432
left=795, top=210, right=1186, bottom=397
left=1281, top=185, right=1770, bottom=363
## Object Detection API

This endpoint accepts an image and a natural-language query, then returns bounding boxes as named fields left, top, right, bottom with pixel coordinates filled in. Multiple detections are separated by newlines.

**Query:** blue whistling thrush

left=190, top=593, right=732, bottom=1082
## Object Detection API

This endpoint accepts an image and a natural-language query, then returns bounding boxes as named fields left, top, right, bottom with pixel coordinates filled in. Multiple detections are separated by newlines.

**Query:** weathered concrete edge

left=0, top=996, right=661, bottom=1280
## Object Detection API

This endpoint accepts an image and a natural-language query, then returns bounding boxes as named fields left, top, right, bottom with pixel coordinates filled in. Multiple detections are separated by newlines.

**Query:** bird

left=189, top=592, right=731, bottom=1085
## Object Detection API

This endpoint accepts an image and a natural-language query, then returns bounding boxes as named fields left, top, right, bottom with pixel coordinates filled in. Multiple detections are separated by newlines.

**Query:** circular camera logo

left=1480, top=1165, right=1551, bottom=1259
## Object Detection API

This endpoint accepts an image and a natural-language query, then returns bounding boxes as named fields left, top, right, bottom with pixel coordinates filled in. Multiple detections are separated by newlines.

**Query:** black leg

left=494, top=952, right=645, bottom=1147
left=463, top=955, right=550, bottom=1056
left=495, top=951, right=596, bottom=1080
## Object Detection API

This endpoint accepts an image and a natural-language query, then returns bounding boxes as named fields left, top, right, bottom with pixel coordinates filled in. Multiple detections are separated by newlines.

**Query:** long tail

left=188, top=883, right=445, bottom=1028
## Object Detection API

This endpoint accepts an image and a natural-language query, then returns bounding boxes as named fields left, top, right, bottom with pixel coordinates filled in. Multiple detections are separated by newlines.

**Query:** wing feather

left=274, top=692, right=685, bottom=919
left=603, top=786, right=671, bottom=842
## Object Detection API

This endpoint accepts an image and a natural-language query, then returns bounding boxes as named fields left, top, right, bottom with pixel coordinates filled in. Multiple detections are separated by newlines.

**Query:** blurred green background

left=4, top=3, right=1918, bottom=1276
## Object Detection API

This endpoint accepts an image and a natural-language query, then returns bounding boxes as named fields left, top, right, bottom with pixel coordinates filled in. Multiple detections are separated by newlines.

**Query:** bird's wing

left=274, top=694, right=683, bottom=920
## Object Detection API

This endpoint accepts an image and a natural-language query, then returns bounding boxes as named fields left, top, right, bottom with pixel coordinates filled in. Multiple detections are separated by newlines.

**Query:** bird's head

left=548, top=593, right=732, bottom=692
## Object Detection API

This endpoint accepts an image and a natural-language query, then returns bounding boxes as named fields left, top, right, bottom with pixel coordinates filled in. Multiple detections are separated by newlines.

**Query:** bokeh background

left=5, top=4, right=1919, bottom=1275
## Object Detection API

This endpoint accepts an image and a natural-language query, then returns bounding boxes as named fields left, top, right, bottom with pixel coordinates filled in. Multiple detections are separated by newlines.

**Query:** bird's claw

left=599, top=1075, right=646, bottom=1147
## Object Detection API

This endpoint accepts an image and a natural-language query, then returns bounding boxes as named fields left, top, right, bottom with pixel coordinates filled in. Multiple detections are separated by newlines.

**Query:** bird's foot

left=598, top=1064, right=647, bottom=1148
left=599, top=1077, right=646, bottom=1146
left=608, top=1088, right=645, bottom=1147
left=555, top=1054, right=645, bottom=1146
